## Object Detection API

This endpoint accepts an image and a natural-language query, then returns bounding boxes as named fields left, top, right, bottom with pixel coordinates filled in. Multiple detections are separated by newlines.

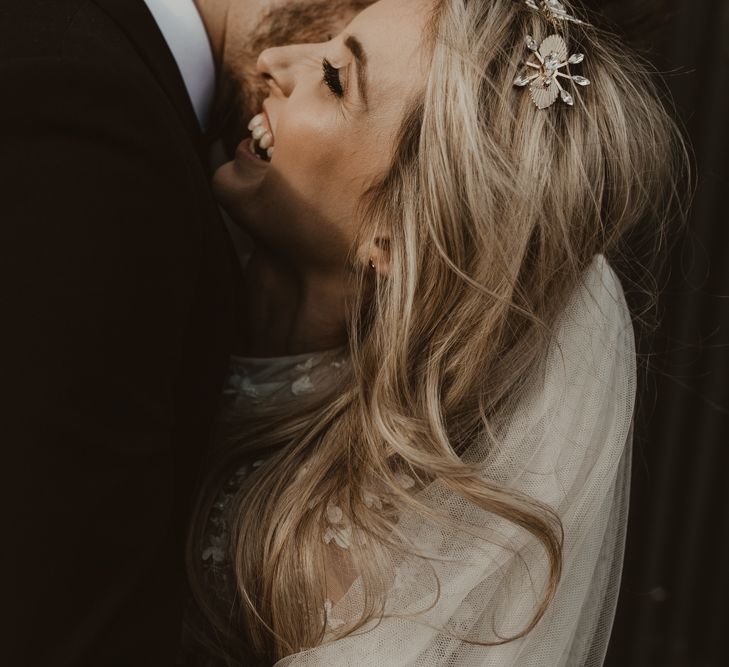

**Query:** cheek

left=260, top=122, right=361, bottom=238
left=272, top=112, right=385, bottom=225
left=278, top=116, right=347, bottom=197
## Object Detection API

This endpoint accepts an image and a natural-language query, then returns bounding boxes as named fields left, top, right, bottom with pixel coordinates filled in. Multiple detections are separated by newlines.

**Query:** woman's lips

left=235, top=137, right=270, bottom=167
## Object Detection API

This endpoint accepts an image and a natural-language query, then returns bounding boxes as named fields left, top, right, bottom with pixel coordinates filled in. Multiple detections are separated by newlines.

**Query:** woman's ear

left=356, top=237, right=391, bottom=276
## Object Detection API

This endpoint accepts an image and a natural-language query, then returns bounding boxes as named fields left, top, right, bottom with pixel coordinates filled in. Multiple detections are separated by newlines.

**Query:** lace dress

left=200, top=256, right=634, bottom=667
left=201, top=347, right=351, bottom=628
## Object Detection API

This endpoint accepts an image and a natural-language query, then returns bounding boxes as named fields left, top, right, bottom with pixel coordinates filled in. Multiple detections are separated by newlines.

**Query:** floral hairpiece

left=514, top=1, right=591, bottom=109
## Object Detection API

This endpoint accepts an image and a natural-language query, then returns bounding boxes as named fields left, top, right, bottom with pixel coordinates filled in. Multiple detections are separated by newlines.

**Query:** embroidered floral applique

left=226, top=350, right=347, bottom=405
left=224, top=372, right=263, bottom=401
left=381, top=562, right=423, bottom=614
left=205, top=349, right=349, bottom=580
left=323, top=503, right=353, bottom=549
left=203, top=465, right=259, bottom=571
left=392, top=563, right=419, bottom=593
left=395, top=473, right=416, bottom=490
left=291, top=375, right=315, bottom=396
left=363, top=491, right=383, bottom=510
left=295, top=358, right=316, bottom=373
left=202, top=533, right=227, bottom=565
left=322, top=500, right=375, bottom=549
left=323, top=598, right=346, bottom=630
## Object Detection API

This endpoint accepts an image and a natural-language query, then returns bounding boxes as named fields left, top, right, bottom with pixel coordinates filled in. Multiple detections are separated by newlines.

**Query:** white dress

left=203, top=255, right=635, bottom=667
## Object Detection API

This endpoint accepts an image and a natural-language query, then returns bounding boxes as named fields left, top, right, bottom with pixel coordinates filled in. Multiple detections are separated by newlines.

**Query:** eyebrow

left=344, top=35, right=369, bottom=107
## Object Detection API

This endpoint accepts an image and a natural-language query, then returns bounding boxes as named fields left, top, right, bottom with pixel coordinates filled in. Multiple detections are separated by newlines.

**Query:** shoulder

left=553, top=254, right=634, bottom=358
left=0, top=56, right=189, bottom=194
left=490, top=256, right=637, bottom=504
left=0, top=0, right=86, bottom=60
left=0, top=1, right=148, bottom=61
left=0, top=1, right=166, bottom=125
left=538, top=255, right=637, bottom=438
left=0, top=1, right=135, bottom=64
left=0, top=52, right=194, bottom=190
left=580, top=254, right=628, bottom=314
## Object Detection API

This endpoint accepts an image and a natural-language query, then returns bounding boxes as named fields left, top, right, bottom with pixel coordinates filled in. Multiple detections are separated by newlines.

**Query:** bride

left=184, top=0, right=684, bottom=665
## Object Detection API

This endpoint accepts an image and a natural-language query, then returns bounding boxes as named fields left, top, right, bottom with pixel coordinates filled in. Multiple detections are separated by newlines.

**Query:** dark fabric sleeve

left=0, top=55, right=209, bottom=665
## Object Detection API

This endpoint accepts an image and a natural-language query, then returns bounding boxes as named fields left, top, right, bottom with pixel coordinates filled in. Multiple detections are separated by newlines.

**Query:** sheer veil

left=275, top=255, right=635, bottom=666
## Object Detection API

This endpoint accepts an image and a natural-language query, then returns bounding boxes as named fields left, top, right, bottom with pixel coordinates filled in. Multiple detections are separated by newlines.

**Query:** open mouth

left=247, top=112, right=274, bottom=162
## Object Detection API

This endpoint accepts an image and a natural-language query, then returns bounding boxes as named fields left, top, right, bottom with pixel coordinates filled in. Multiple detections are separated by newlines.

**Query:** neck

left=234, top=250, right=351, bottom=358
left=193, top=0, right=229, bottom=70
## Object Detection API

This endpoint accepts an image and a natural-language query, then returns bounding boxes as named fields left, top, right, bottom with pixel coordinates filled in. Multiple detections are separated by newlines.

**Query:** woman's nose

left=256, top=45, right=297, bottom=98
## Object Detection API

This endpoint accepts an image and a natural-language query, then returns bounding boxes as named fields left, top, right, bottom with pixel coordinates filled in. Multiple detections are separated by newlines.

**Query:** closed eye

left=322, top=59, right=345, bottom=98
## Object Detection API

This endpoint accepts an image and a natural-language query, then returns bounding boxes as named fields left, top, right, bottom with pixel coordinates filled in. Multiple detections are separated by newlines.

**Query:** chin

left=212, top=159, right=234, bottom=195
left=211, top=162, right=271, bottom=244
left=213, top=162, right=254, bottom=223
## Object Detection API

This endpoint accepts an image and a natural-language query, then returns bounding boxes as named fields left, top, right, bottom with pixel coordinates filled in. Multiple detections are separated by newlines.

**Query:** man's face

left=215, top=0, right=375, bottom=156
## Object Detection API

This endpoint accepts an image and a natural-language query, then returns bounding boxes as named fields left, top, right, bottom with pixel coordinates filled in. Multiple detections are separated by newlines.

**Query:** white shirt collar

left=143, top=0, right=216, bottom=131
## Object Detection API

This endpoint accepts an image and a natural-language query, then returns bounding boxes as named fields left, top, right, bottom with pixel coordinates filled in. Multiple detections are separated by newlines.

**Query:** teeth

left=249, top=137, right=273, bottom=162
left=247, top=111, right=275, bottom=160
left=248, top=113, right=264, bottom=131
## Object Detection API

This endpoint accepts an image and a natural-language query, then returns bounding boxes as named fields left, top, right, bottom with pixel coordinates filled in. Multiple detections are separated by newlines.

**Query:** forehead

left=345, top=0, right=434, bottom=105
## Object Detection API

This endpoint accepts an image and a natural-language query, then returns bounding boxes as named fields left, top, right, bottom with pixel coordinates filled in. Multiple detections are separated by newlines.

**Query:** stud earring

left=368, top=259, right=376, bottom=270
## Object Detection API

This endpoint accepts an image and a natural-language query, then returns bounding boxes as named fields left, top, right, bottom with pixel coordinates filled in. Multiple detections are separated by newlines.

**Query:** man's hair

left=212, top=0, right=376, bottom=155
left=249, top=0, right=375, bottom=52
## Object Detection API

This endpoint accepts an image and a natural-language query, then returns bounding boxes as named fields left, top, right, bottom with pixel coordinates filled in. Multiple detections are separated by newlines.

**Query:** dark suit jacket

left=0, top=1, right=238, bottom=664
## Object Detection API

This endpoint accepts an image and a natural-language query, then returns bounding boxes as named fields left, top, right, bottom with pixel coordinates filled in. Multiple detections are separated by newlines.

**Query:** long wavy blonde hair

left=187, top=1, right=687, bottom=663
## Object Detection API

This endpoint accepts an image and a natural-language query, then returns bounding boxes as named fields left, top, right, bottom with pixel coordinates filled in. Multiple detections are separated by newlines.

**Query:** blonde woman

left=185, top=0, right=686, bottom=665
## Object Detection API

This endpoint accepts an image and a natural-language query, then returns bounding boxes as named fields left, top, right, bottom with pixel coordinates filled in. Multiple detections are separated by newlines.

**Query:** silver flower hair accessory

left=513, top=34, right=590, bottom=109
left=524, top=0, right=589, bottom=26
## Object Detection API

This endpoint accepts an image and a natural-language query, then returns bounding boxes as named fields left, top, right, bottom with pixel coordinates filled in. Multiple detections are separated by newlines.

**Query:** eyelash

left=322, top=59, right=345, bottom=98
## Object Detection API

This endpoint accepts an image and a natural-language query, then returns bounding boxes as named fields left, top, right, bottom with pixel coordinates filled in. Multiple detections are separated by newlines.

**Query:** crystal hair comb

left=513, top=34, right=590, bottom=108
left=524, top=0, right=588, bottom=26
left=514, top=1, right=591, bottom=109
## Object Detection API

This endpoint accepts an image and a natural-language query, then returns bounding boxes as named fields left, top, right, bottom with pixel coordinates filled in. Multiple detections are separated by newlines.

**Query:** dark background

left=585, top=1, right=729, bottom=665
